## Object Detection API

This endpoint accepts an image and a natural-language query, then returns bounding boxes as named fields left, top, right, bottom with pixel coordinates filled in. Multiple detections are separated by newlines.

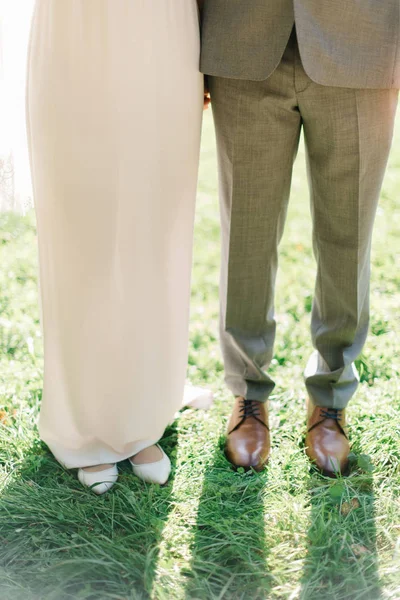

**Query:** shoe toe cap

left=131, top=454, right=171, bottom=485
left=226, top=435, right=270, bottom=470
left=78, top=467, right=118, bottom=494
left=307, top=438, right=350, bottom=476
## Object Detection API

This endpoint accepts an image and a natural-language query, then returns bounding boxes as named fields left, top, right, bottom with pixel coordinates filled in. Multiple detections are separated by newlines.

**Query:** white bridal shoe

left=78, top=464, right=118, bottom=495
left=129, top=444, right=171, bottom=485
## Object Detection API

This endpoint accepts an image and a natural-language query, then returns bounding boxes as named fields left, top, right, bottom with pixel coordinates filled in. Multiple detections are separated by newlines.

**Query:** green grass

left=0, top=111, right=399, bottom=600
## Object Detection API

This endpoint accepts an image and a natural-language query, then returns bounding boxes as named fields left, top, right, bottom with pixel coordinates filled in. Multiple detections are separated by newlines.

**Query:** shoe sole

left=224, top=449, right=270, bottom=472
left=309, top=461, right=350, bottom=478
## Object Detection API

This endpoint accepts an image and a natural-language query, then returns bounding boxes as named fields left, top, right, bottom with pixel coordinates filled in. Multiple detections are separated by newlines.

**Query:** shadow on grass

left=300, top=461, right=380, bottom=600
left=184, top=438, right=271, bottom=600
left=0, top=421, right=179, bottom=600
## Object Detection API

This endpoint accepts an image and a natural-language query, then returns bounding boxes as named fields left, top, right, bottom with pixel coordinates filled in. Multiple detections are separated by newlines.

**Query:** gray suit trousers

left=210, top=32, right=398, bottom=408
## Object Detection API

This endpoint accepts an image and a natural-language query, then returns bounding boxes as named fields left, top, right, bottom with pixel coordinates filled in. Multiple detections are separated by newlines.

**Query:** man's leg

left=301, top=88, right=398, bottom=406
left=208, top=33, right=302, bottom=468
left=297, top=54, right=398, bottom=473
left=209, top=58, right=301, bottom=402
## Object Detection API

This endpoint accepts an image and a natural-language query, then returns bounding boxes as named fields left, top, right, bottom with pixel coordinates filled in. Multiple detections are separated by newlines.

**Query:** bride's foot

left=129, top=445, right=171, bottom=485
left=78, top=463, right=118, bottom=495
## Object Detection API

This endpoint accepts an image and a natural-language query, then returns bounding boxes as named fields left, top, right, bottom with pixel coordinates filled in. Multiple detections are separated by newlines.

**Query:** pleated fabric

left=27, top=0, right=204, bottom=468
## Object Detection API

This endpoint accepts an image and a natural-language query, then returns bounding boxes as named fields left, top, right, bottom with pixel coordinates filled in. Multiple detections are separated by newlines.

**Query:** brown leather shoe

left=225, top=397, right=270, bottom=471
left=305, top=399, right=350, bottom=477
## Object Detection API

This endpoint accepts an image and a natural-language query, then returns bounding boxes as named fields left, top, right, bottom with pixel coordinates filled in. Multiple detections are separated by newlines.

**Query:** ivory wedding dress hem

left=40, top=386, right=213, bottom=470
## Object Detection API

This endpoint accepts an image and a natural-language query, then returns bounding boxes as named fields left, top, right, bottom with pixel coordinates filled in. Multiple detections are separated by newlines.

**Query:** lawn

left=0, top=110, right=399, bottom=600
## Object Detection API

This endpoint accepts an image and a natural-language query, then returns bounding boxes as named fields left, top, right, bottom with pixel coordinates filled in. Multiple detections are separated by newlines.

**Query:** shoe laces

left=239, top=399, right=262, bottom=419
left=228, top=398, right=269, bottom=435
left=320, top=408, right=342, bottom=421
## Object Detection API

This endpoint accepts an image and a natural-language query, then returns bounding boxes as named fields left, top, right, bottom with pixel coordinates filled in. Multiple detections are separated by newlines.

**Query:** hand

left=203, top=76, right=211, bottom=111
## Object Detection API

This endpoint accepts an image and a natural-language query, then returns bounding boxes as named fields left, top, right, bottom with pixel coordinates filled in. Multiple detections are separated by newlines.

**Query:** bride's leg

left=130, top=446, right=163, bottom=464
left=82, top=464, right=114, bottom=473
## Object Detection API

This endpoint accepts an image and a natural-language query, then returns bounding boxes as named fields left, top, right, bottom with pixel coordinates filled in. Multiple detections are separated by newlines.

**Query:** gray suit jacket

left=200, top=0, right=400, bottom=88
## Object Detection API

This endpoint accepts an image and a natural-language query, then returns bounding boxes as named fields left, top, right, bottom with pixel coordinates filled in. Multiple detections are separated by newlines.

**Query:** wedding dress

left=2, top=0, right=212, bottom=469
